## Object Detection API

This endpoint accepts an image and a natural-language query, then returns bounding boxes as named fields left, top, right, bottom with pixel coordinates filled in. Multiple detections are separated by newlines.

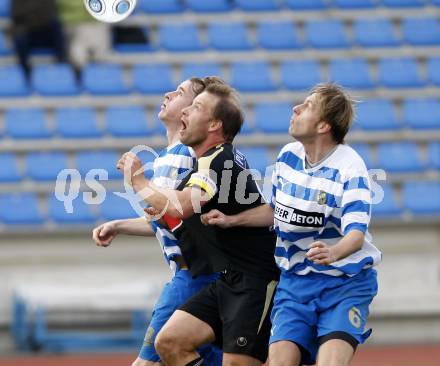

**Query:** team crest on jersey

left=317, top=190, right=327, bottom=205
left=143, top=326, right=155, bottom=346
left=234, top=150, right=247, bottom=170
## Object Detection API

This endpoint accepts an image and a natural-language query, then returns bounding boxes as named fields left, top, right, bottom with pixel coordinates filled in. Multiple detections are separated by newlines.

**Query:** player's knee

left=155, top=328, right=182, bottom=359
left=131, top=357, right=157, bottom=366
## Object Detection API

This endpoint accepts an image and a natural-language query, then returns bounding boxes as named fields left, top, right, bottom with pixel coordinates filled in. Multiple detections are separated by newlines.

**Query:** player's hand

left=306, top=241, right=337, bottom=265
left=117, top=152, right=146, bottom=189
left=92, top=221, right=119, bottom=247
left=200, top=209, right=232, bottom=228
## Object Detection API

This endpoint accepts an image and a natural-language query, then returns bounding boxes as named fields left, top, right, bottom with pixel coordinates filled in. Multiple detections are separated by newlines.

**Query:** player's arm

left=92, top=217, right=154, bottom=247
left=306, top=230, right=364, bottom=265
left=307, top=169, right=371, bottom=265
left=117, top=152, right=210, bottom=219
left=201, top=203, right=274, bottom=228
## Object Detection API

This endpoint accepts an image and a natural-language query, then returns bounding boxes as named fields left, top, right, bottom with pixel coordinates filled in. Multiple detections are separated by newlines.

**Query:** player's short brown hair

left=205, top=83, right=244, bottom=143
left=190, top=76, right=226, bottom=96
left=310, top=83, right=355, bottom=144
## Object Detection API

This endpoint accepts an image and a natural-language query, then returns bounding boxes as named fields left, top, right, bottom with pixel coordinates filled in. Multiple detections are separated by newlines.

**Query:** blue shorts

left=139, top=269, right=222, bottom=364
left=270, top=269, right=378, bottom=365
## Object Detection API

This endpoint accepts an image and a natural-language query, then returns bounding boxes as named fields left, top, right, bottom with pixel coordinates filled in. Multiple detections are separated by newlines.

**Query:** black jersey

left=174, top=143, right=279, bottom=280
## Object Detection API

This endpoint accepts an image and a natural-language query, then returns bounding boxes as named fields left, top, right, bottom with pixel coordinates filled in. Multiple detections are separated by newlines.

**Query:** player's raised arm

left=201, top=203, right=274, bottom=228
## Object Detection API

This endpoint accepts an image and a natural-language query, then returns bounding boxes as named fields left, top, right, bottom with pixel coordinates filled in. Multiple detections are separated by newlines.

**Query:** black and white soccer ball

left=84, top=0, right=137, bottom=23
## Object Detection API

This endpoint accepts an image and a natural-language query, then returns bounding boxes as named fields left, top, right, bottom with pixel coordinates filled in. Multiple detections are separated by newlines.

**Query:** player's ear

left=208, top=119, right=223, bottom=133
left=317, top=120, right=331, bottom=134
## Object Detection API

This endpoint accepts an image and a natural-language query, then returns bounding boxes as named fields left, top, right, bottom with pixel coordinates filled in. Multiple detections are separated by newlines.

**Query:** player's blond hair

left=311, top=83, right=355, bottom=144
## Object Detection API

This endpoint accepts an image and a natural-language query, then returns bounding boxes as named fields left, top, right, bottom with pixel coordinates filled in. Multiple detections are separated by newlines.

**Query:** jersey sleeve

left=341, top=165, right=372, bottom=235
left=185, top=147, right=225, bottom=201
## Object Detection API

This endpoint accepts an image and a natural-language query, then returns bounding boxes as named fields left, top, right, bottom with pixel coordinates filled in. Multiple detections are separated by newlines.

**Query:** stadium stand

left=328, top=58, right=374, bottom=89
left=281, top=60, right=322, bottom=90
left=0, top=66, right=28, bottom=97
left=377, top=142, right=425, bottom=173
left=402, top=17, right=440, bottom=45
left=82, top=64, right=129, bottom=95
left=181, top=62, right=223, bottom=80
left=75, top=151, right=121, bottom=180
left=0, top=153, right=21, bottom=182
left=0, top=193, right=43, bottom=225
left=5, top=109, right=51, bottom=139
left=305, top=19, right=349, bottom=49
left=26, top=152, right=68, bottom=181
left=254, top=102, right=292, bottom=133
left=137, top=0, right=183, bottom=13
left=353, top=18, right=400, bottom=47
left=186, top=0, right=232, bottom=12
left=31, top=64, right=79, bottom=96
left=48, top=195, right=97, bottom=224
left=231, top=61, right=276, bottom=92
left=158, top=23, right=204, bottom=51
left=403, top=182, right=440, bottom=214
left=356, top=100, right=401, bottom=130
left=105, top=106, right=151, bottom=137
left=378, top=57, right=424, bottom=88
left=133, top=63, right=175, bottom=94
left=208, top=22, right=253, bottom=50
left=402, top=99, right=440, bottom=130
left=257, top=21, right=302, bottom=50
left=55, top=108, right=101, bottom=138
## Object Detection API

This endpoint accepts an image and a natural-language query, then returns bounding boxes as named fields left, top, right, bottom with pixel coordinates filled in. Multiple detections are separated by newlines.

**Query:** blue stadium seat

left=159, top=23, right=203, bottom=51
left=334, top=0, right=376, bottom=8
left=48, top=195, right=96, bottom=224
left=305, top=20, right=349, bottom=49
left=329, top=59, right=374, bottom=89
left=234, top=0, right=279, bottom=11
left=254, top=103, right=292, bottom=133
left=0, top=153, right=21, bottom=182
left=350, top=143, right=373, bottom=168
left=284, top=0, right=327, bottom=10
left=402, top=18, right=440, bottom=45
left=55, top=108, right=101, bottom=138
left=137, top=0, right=183, bottom=13
left=133, top=64, right=175, bottom=94
left=382, top=0, right=424, bottom=7
left=181, top=63, right=223, bottom=80
left=403, top=182, right=440, bottom=215
left=257, top=21, right=302, bottom=50
left=105, top=106, right=150, bottom=137
left=371, top=184, right=402, bottom=217
left=280, top=60, right=321, bottom=90
left=378, top=58, right=423, bottom=88
left=0, top=193, right=43, bottom=225
left=356, top=100, right=400, bottom=130
left=238, top=147, right=271, bottom=174
left=353, top=19, right=399, bottom=47
left=76, top=151, right=120, bottom=180
left=5, top=109, right=51, bottom=139
left=100, top=192, right=140, bottom=220
left=0, top=66, right=29, bottom=97
left=82, top=64, right=129, bottom=95
left=428, top=142, right=440, bottom=170
left=0, top=31, right=10, bottom=55
left=186, top=0, right=232, bottom=12
left=31, top=64, right=79, bottom=96
left=26, top=152, right=67, bottom=181
left=0, top=0, right=9, bottom=17
left=402, top=99, right=440, bottom=129
left=231, top=61, right=276, bottom=92
left=377, top=142, right=424, bottom=173
left=427, top=57, right=440, bottom=86
left=208, top=22, right=252, bottom=50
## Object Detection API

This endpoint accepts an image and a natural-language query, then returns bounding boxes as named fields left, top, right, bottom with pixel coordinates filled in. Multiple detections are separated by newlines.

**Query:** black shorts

left=179, top=270, right=278, bottom=362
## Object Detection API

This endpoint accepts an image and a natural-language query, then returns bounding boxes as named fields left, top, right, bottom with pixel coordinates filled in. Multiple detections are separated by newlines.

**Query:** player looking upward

left=92, top=76, right=224, bottom=366
left=118, top=82, right=279, bottom=366
left=201, top=83, right=382, bottom=366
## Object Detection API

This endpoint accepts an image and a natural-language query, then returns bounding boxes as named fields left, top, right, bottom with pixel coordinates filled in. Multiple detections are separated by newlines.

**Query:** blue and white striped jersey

left=271, top=142, right=382, bottom=277
left=150, top=141, right=196, bottom=273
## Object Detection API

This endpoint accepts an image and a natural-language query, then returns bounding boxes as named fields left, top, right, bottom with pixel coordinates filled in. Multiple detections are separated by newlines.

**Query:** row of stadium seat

left=0, top=142, right=439, bottom=183
left=2, top=18, right=438, bottom=55
left=1, top=181, right=439, bottom=227
left=0, top=0, right=437, bottom=17
left=0, top=98, right=439, bottom=141
left=1, top=57, right=439, bottom=96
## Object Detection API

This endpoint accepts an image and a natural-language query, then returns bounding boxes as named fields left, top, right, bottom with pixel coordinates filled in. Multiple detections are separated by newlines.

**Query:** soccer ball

left=84, top=0, right=137, bottom=23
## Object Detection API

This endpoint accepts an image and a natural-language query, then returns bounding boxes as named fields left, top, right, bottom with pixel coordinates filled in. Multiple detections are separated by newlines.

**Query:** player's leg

left=218, top=271, right=278, bottom=366
left=266, top=341, right=301, bottom=366
left=267, top=272, right=318, bottom=366
left=155, top=310, right=216, bottom=366
left=131, top=357, right=160, bottom=366
left=315, top=269, right=378, bottom=366
left=156, top=281, right=221, bottom=366
left=315, top=338, right=355, bottom=366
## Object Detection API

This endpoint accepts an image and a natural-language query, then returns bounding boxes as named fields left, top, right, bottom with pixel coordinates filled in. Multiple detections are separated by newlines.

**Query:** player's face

left=180, top=92, right=219, bottom=148
left=289, top=93, right=322, bottom=141
left=158, top=80, right=196, bottom=124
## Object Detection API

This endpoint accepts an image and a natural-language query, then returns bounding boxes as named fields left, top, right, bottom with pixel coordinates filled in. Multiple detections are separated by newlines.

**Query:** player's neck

left=165, top=125, right=181, bottom=146
left=303, top=138, right=338, bottom=165
left=192, top=136, right=226, bottom=158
